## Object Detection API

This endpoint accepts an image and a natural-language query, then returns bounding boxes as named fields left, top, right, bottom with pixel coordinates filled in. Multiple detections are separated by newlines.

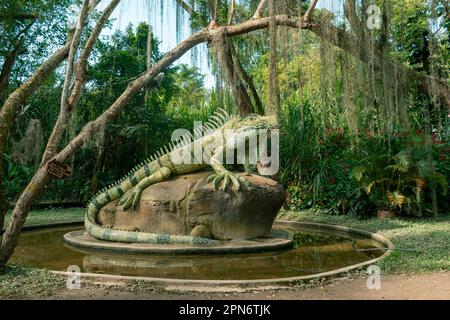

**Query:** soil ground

left=50, top=272, right=450, bottom=300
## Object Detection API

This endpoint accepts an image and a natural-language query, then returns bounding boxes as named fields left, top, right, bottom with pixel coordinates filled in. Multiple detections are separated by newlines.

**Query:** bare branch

left=0, top=13, right=38, bottom=20
left=252, top=0, right=267, bottom=19
left=69, top=0, right=121, bottom=110
left=228, top=0, right=236, bottom=25
left=214, top=0, right=221, bottom=22
left=0, top=40, right=72, bottom=140
left=175, top=0, right=196, bottom=16
left=304, top=0, right=319, bottom=22
left=40, top=0, right=91, bottom=163
left=42, top=0, right=121, bottom=164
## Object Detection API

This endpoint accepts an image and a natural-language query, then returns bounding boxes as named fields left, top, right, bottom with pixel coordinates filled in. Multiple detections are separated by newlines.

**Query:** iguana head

left=220, top=114, right=279, bottom=176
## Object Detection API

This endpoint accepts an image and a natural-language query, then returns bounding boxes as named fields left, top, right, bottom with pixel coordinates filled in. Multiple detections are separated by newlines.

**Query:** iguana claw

left=207, top=172, right=249, bottom=192
left=119, top=187, right=143, bottom=211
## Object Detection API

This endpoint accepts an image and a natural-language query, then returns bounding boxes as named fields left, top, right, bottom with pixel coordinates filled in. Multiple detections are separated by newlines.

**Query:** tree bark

left=212, top=30, right=254, bottom=115
left=268, top=0, right=280, bottom=118
left=0, top=12, right=318, bottom=268
left=90, top=145, right=106, bottom=197
left=252, top=0, right=267, bottom=19
left=229, top=42, right=264, bottom=115
left=1, top=5, right=449, bottom=268
left=41, top=0, right=119, bottom=164
left=145, top=25, right=153, bottom=102
left=0, top=39, right=25, bottom=105
left=0, top=166, right=50, bottom=266
left=228, top=0, right=236, bottom=25
left=0, top=40, right=72, bottom=233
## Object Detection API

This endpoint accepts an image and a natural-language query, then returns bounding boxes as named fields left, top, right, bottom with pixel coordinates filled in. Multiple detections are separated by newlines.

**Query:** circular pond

left=10, top=221, right=391, bottom=282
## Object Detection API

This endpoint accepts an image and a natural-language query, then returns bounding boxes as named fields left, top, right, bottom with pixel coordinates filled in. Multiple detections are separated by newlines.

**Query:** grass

left=279, top=210, right=450, bottom=274
left=0, top=208, right=449, bottom=298
left=1, top=208, right=84, bottom=298
left=3, top=207, right=84, bottom=228
left=0, top=266, right=66, bottom=298
left=5, top=208, right=449, bottom=275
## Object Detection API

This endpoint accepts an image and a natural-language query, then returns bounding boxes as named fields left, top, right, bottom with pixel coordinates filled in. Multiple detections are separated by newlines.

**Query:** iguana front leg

left=207, top=146, right=249, bottom=191
left=119, top=167, right=172, bottom=210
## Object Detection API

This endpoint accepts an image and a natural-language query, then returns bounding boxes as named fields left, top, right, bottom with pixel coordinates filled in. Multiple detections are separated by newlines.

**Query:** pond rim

left=24, top=219, right=395, bottom=287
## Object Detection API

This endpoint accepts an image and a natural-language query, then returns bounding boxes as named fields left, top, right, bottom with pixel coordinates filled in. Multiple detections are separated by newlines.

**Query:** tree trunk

left=229, top=42, right=264, bottom=115
left=145, top=25, right=153, bottom=102
left=0, top=166, right=50, bottom=268
left=268, top=0, right=280, bottom=118
left=0, top=158, right=8, bottom=232
left=212, top=30, right=254, bottom=115
left=1, top=7, right=448, bottom=269
left=0, top=40, right=71, bottom=238
left=0, top=39, right=24, bottom=105
left=90, top=146, right=106, bottom=197
left=0, top=29, right=208, bottom=269
left=41, top=0, right=114, bottom=164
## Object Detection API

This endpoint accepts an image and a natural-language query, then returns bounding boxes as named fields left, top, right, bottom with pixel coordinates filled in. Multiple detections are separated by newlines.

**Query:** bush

left=280, top=103, right=449, bottom=217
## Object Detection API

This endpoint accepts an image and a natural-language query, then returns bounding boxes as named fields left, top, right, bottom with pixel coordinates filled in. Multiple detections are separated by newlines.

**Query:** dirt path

left=52, top=272, right=450, bottom=300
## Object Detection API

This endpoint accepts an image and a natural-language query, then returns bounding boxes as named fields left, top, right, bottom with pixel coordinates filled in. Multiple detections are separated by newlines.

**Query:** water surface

left=10, top=224, right=385, bottom=280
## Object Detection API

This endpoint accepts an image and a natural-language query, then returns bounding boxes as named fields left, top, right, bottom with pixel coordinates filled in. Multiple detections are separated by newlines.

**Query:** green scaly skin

left=86, top=109, right=278, bottom=245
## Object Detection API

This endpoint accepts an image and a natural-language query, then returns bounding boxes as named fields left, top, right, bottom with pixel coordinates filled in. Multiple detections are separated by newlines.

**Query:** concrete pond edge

left=47, top=219, right=394, bottom=290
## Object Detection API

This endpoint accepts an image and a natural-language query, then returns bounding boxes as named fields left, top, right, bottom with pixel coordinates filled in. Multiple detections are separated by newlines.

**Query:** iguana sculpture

left=86, top=109, right=278, bottom=245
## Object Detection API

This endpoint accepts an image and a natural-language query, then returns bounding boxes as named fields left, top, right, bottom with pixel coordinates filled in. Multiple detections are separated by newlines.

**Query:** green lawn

left=4, top=208, right=449, bottom=274
left=3, top=208, right=84, bottom=228
left=279, top=211, right=450, bottom=274
left=1, top=208, right=449, bottom=298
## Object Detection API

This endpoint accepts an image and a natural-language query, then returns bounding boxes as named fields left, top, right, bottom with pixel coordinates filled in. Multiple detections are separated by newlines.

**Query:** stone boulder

left=97, top=171, right=286, bottom=240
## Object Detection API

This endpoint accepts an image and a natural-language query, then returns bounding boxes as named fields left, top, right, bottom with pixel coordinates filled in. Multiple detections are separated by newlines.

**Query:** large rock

left=97, top=171, right=286, bottom=240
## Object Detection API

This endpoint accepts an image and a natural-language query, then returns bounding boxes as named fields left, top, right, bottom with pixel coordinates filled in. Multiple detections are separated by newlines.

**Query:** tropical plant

left=351, top=138, right=448, bottom=216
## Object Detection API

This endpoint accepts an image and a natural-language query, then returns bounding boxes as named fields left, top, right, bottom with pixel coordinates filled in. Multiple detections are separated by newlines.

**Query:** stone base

left=64, top=229, right=293, bottom=255
left=97, top=171, right=286, bottom=241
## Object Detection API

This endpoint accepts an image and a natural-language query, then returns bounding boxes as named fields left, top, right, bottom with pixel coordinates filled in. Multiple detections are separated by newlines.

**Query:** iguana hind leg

left=190, top=225, right=212, bottom=239
left=119, top=167, right=172, bottom=210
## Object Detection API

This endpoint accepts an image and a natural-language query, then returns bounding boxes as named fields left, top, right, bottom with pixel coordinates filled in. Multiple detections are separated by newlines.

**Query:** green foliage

left=280, top=210, right=450, bottom=274
left=4, top=22, right=213, bottom=204
left=3, top=154, right=34, bottom=201
left=2, top=1, right=449, bottom=221
left=0, top=0, right=77, bottom=81
left=280, top=102, right=448, bottom=217
left=351, top=135, right=448, bottom=215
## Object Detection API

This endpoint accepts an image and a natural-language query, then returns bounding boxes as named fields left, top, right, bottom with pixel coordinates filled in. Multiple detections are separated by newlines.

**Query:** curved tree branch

left=1, top=5, right=449, bottom=268
left=304, top=0, right=319, bottom=23
left=252, top=0, right=267, bottom=20
left=175, top=0, right=196, bottom=16
left=42, top=0, right=121, bottom=164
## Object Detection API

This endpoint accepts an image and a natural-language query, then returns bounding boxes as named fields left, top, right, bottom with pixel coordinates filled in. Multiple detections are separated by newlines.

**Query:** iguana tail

left=85, top=166, right=219, bottom=245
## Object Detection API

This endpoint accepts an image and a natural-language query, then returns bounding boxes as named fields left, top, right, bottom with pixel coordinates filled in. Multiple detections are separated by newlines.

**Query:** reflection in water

left=10, top=225, right=385, bottom=280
